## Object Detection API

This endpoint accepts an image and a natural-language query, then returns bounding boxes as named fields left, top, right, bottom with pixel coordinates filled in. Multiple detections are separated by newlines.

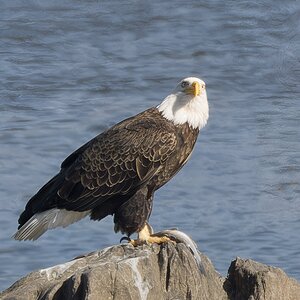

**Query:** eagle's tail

left=13, top=208, right=90, bottom=241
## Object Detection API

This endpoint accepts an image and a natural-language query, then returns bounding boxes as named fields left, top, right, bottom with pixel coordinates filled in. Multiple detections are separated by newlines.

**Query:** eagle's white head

left=157, top=77, right=209, bottom=129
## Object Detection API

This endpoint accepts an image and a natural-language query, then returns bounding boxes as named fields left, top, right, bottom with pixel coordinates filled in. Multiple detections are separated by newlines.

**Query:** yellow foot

left=122, top=222, right=176, bottom=246
left=129, top=235, right=172, bottom=246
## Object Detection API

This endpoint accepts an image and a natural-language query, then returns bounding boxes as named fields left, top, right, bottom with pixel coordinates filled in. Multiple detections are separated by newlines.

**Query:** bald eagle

left=13, top=77, right=209, bottom=244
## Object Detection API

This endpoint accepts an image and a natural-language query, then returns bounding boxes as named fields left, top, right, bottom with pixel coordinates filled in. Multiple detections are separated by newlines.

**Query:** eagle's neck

left=157, top=91, right=209, bottom=130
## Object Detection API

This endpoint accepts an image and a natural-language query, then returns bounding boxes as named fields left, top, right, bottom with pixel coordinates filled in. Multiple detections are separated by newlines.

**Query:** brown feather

left=17, top=108, right=199, bottom=236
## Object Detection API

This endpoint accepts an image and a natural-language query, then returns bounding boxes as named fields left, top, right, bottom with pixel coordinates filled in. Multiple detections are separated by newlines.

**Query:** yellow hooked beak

left=185, top=81, right=201, bottom=96
left=192, top=81, right=200, bottom=96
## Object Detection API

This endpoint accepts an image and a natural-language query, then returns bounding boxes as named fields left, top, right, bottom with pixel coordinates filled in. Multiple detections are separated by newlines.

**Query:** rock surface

left=224, top=257, right=300, bottom=300
left=1, top=243, right=299, bottom=300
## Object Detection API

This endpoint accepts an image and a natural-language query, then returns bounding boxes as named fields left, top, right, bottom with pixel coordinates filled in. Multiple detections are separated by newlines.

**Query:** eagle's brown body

left=18, top=108, right=199, bottom=237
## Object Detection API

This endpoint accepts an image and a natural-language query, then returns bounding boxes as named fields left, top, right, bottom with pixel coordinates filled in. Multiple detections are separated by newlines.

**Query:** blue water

left=1, top=0, right=300, bottom=291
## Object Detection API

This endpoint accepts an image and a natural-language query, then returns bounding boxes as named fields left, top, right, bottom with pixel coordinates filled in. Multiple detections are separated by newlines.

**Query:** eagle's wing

left=57, top=113, right=178, bottom=211
left=15, top=109, right=175, bottom=221
left=16, top=109, right=179, bottom=236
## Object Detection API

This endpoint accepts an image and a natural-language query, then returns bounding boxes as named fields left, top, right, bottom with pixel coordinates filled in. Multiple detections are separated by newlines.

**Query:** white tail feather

left=13, top=208, right=90, bottom=241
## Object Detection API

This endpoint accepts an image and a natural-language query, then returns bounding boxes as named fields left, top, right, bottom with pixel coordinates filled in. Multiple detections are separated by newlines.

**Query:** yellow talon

left=127, top=223, right=175, bottom=246
left=128, top=235, right=172, bottom=246
left=147, top=235, right=172, bottom=244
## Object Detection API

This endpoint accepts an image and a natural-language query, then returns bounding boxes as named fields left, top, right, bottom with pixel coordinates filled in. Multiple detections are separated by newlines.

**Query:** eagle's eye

left=181, top=81, right=189, bottom=88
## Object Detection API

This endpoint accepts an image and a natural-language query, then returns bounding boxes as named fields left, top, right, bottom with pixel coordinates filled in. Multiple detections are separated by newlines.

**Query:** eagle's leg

left=115, top=189, right=172, bottom=245
left=129, top=222, right=172, bottom=246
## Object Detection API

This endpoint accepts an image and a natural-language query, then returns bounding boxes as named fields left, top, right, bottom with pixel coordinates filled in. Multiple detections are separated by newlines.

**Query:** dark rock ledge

left=1, top=243, right=299, bottom=300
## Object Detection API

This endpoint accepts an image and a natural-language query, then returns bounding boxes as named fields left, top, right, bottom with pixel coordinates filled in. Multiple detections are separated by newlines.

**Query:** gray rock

left=224, top=257, right=300, bottom=300
left=1, top=243, right=299, bottom=300
left=0, top=243, right=226, bottom=300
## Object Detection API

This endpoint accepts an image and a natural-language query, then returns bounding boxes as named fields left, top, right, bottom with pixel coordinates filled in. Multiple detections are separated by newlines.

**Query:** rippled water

left=1, top=0, right=300, bottom=290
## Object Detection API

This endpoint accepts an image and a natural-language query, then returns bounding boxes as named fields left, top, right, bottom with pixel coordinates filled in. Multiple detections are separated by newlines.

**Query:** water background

left=1, top=0, right=300, bottom=290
